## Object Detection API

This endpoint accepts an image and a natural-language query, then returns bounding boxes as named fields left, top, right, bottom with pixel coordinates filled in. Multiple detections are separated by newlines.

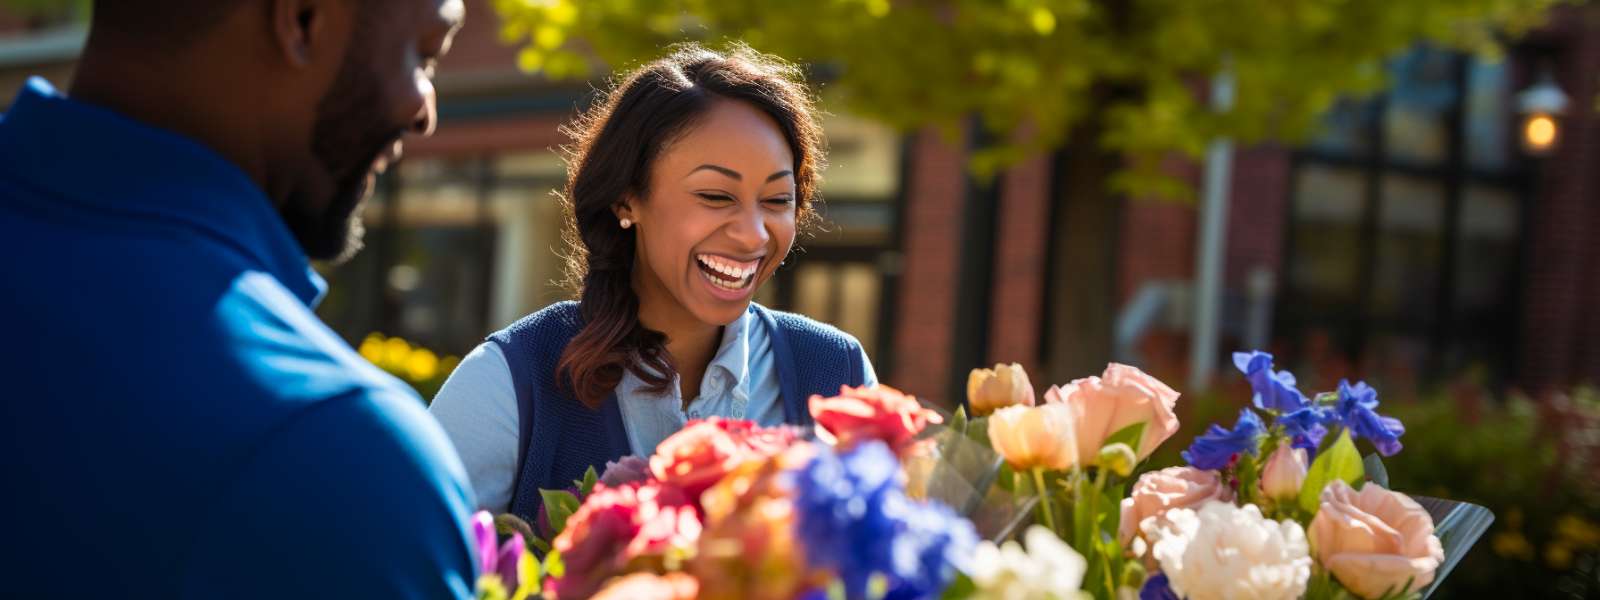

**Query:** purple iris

left=1182, top=408, right=1266, bottom=470
left=1141, top=572, right=1181, bottom=600
left=1336, top=380, right=1405, bottom=456
left=471, top=511, right=525, bottom=592
left=1233, top=351, right=1309, bottom=413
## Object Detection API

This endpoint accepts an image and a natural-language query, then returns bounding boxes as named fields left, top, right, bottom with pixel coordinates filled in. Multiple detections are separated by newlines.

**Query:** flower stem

left=1031, top=468, right=1059, bottom=534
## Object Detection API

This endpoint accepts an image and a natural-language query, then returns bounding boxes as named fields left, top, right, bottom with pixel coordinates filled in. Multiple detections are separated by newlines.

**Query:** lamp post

left=1517, top=66, right=1570, bottom=156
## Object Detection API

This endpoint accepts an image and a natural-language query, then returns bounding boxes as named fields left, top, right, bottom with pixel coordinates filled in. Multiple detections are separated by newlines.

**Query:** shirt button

left=688, top=409, right=701, bottom=419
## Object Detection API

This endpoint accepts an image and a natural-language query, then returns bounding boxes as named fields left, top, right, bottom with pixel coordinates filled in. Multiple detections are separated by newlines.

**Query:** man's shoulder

left=218, top=270, right=417, bottom=404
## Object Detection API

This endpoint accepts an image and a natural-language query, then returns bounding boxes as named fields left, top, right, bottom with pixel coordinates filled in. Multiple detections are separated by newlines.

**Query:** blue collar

left=0, top=77, right=326, bottom=306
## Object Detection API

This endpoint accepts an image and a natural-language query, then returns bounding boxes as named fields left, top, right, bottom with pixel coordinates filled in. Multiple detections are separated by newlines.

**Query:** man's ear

left=271, top=0, right=332, bottom=67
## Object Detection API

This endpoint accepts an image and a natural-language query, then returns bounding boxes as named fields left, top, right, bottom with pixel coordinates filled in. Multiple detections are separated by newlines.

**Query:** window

left=1280, top=47, right=1527, bottom=386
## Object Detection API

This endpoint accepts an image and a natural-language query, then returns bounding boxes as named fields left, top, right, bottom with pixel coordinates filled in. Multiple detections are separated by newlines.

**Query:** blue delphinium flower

left=1279, top=405, right=1334, bottom=458
left=1234, top=351, right=1309, bottom=413
left=1140, top=572, right=1181, bottom=600
left=1181, top=408, right=1266, bottom=470
left=793, top=441, right=977, bottom=600
left=1336, top=380, right=1406, bottom=456
left=881, top=492, right=977, bottom=600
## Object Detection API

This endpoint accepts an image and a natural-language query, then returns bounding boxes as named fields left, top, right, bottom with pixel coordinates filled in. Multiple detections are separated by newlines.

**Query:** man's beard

left=282, top=49, right=405, bottom=265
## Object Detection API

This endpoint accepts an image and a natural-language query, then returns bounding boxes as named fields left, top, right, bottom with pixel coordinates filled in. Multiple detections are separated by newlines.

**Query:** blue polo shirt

left=0, top=78, right=477, bottom=598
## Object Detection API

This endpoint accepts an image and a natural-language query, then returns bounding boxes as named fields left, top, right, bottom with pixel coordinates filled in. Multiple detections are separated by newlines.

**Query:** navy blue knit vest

left=489, top=301, right=865, bottom=522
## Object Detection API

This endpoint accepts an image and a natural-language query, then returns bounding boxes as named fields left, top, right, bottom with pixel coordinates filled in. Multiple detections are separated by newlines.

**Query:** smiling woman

left=427, top=44, right=878, bottom=518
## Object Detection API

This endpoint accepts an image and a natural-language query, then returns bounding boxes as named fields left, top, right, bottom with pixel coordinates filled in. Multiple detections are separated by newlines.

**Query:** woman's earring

left=620, top=218, right=633, bottom=229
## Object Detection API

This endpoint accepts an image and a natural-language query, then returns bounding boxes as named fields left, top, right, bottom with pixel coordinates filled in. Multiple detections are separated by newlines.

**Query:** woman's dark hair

left=555, top=44, right=825, bottom=409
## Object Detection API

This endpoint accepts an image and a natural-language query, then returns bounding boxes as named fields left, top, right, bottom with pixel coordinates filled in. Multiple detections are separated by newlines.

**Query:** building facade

left=3, top=1, right=1595, bottom=405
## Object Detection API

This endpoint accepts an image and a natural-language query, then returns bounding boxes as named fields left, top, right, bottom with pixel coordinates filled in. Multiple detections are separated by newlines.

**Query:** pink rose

left=1119, top=467, right=1234, bottom=552
left=550, top=482, right=700, bottom=600
left=1310, top=481, right=1444, bottom=599
left=1045, top=363, right=1180, bottom=466
left=1260, top=445, right=1309, bottom=502
left=810, top=385, right=942, bottom=456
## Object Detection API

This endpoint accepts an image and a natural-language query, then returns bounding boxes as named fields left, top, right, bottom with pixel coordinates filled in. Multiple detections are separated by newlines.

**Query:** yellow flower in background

left=359, top=334, right=385, bottom=364
left=406, top=348, right=439, bottom=382
left=356, top=333, right=460, bottom=390
left=382, top=337, right=412, bottom=368
left=1556, top=514, right=1600, bottom=548
left=1491, top=530, right=1535, bottom=561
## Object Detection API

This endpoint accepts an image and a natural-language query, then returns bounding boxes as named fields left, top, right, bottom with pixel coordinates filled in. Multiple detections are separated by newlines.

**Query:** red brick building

left=889, top=5, right=1600, bottom=403
left=3, top=1, right=1595, bottom=404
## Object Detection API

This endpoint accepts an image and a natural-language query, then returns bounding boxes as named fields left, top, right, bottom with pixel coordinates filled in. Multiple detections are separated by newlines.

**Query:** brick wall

left=986, top=154, right=1051, bottom=375
left=891, top=127, right=968, bottom=400
left=1224, top=145, right=1293, bottom=290
left=1520, top=5, right=1600, bottom=392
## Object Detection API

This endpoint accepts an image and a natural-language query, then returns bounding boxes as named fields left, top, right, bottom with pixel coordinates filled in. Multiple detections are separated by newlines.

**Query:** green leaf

left=1299, top=430, right=1365, bottom=515
left=577, top=466, right=598, bottom=497
left=939, top=572, right=977, bottom=599
left=950, top=404, right=969, bottom=436
left=1102, top=421, right=1147, bottom=458
left=539, top=489, right=582, bottom=535
left=1362, top=453, right=1391, bottom=490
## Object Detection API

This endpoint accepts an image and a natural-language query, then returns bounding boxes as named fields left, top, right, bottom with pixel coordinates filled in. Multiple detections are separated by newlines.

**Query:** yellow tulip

left=987, top=403, right=1079, bottom=471
left=967, top=362, right=1036, bottom=416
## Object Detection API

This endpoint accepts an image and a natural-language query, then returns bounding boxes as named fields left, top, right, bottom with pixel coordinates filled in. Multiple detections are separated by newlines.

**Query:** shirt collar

left=0, top=77, right=326, bottom=306
left=705, top=307, right=754, bottom=398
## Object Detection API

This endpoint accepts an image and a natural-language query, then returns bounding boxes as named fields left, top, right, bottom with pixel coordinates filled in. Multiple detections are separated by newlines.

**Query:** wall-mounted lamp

left=1517, top=66, right=1571, bottom=156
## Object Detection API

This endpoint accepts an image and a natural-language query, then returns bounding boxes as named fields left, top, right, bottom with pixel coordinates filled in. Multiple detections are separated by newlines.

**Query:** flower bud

left=967, top=363, right=1036, bottom=416
left=1099, top=442, right=1138, bottom=478
left=1260, top=444, right=1309, bottom=501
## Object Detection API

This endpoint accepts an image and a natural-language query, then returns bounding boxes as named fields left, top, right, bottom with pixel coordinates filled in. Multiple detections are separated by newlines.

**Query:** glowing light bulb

left=1523, top=113, right=1559, bottom=155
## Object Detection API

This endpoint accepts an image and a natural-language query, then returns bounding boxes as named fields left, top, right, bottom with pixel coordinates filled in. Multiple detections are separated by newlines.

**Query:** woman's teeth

left=697, top=254, right=758, bottom=290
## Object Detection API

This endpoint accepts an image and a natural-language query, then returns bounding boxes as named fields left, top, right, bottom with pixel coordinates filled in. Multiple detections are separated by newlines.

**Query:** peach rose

left=1309, top=481, right=1444, bottom=599
left=690, top=446, right=828, bottom=600
left=591, top=572, right=700, bottom=600
left=1046, top=363, right=1180, bottom=465
left=810, top=384, right=942, bottom=455
left=1118, top=466, right=1234, bottom=552
left=987, top=403, right=1079, bottom=471
left=968, top=363, right=1036, bottom=416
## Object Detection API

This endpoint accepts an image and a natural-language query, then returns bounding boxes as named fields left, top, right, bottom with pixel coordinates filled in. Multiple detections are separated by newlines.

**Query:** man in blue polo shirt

left=0, top=0, right=477, bottom=597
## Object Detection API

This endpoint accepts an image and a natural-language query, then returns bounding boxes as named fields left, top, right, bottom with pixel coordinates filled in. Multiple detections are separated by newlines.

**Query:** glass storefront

left=1279, top=47, right=1527, bottom=388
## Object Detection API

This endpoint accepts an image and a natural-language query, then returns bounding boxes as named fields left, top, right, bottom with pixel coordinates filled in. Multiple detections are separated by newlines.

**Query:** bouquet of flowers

left=936, top=351, right=1493, bottom=600
left=466, top=350, right=1490, bottom=600
left=470, top=386, right=978, bottom=599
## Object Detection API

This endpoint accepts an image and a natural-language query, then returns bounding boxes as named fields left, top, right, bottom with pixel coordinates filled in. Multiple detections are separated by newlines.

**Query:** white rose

left=969, top=525, right=1090, bottom=600
left=1142, top=501, right=1312, bottom=600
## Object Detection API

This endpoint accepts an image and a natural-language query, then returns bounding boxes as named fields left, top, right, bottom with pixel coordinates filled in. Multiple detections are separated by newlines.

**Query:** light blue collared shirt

left=430, top=308, right=877, bottom=512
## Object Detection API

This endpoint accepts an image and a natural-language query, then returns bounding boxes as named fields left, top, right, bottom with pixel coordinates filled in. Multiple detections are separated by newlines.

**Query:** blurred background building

left=1, top=1, right=1596, bottom=404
